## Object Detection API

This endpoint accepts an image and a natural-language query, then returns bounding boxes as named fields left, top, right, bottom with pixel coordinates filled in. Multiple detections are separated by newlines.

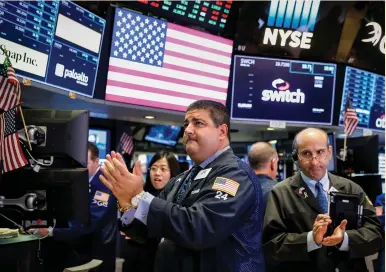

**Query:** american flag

left=0, top=57, right=21, bottom=111
left=119, top=132, right=134, bottom=155
left=94, top=190, right=110, bottom=203
left=343, top=93, right=359, bottom=136
left=105, top=8, right=233, bottom=111
left=0, top=106, right=28, bottom=173
left=212, top=177, right=240, bottom=197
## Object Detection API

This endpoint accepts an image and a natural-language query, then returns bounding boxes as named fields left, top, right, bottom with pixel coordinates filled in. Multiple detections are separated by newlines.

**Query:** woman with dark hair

left=121, top=150, right=180, bottom=272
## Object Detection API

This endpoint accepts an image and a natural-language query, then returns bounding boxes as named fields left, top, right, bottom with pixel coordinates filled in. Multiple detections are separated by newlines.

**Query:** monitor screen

left=88, top=129, right=111, bottom=161
left=105, top=7, right=233, bottom=112
left=144, top=125, right=182, bottom=146
left=338, top=67, right=385, bottom=132
left=231, top=55, right=336, bottom=125
left=130, top=1, right=233, bottom=34
left=0, top=0, right=106, bottom=97
left=328, top=133, right=336, bottom=172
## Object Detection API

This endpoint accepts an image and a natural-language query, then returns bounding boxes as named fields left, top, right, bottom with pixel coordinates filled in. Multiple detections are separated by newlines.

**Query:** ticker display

left=0, top=0, right=105, bottom=97
left=136, top=0, right=232, bottom=32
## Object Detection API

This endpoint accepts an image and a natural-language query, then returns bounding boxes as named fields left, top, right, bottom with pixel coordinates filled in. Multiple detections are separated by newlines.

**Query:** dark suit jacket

left=263, top=172, right=384, bottom=272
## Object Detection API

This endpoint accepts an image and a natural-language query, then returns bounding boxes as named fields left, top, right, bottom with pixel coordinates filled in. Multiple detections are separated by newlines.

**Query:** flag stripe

left=165, top=41, right=231, bottom=65
left=166, top=36, right=232, bottom=58
left=106, top=93, right=188, bottom=112
left=107, top=80, right=226, bottom=102
left=168, top=24, right=233, bottom=49
left=107, top=74, right=226, bottom=99
left=109, top=57, right=229, bottom=88
left=106, top=86, right=198, bottom=107
left=163, top=62, right=229, bottom=82
left=164, top=50, right=230, bottom=72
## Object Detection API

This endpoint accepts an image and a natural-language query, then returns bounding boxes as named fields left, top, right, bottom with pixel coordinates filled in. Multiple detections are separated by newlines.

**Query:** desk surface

left=0, top=234, right=40, bottom=245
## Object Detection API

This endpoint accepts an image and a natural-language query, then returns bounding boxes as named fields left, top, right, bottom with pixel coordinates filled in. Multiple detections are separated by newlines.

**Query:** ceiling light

left=144, top=115, right=155, bottom=120
left=269, top=140, right=277, bottom=144
left=267, top=127, right=275, bottom=131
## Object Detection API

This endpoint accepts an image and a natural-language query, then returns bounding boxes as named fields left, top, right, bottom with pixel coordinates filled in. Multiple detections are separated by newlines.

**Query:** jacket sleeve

left=262, top=188, right=311, bottom=262
left=346, top=189, right=385, bottom=259
left=145, top=165, right=258, bottom=250
left=53, top=184, right=116, bottom=241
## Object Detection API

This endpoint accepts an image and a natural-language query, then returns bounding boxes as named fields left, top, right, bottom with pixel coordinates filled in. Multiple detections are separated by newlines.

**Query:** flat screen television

left=231, top=55, right=337, bottom=125
left=328, top=132, right=337, bottom=172
left=144, top=125, right=182, bottom=146
left=338, top=66, right=385, bottom=132
left=104, top=7, right=233, bottom=112
left=88, top=129, right=111, bottom=161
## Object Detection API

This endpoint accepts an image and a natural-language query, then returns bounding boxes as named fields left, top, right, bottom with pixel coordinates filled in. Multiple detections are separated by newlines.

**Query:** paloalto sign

left=361, top=22, right=385, bottom=54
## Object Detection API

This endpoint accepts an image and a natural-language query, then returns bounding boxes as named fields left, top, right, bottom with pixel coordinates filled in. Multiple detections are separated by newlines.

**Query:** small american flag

left=119, top=132, right=134, bottom=155
left=94, top=190, right=110, bottom=203
left=0, top=106, right=28, bottom=173
left=105, top=8, right=233, bottom=111
left=343, top=93, right=359, bottom=136
left=0, top=57, right=21, bottom=111
left=212, top=177, right=240, bottom=197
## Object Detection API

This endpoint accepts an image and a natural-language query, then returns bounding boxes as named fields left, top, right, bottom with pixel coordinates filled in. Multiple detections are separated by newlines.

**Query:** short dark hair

left=248, top=142, right=278, bottom=170
left=144, top=150, right=181, bottom=196
left=88, top=142, right=99, bottom=161
left=186, top=100, right=231, bottom=140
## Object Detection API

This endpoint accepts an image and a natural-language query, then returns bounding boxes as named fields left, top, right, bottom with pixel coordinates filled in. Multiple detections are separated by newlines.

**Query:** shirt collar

left=89, top=167, right=100, bottom=183
left=198, top=146, right=230, bottom=169
left=300, top=171, right=329, bottom=193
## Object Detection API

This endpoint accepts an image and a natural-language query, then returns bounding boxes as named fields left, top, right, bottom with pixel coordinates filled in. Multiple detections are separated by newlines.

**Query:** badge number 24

left=215, top=191, right=228, bottom=200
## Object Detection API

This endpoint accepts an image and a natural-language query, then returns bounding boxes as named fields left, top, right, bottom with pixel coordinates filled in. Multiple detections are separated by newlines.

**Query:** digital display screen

left=88, top=129, right=111, bottom=161
left=135, top=0, right=232, bottom=33
left=231, top=55, right=336, bottom=125
left=105, top=8, right=232, bottom=112
left=144, top=125, right=182, bottom=146
left=0, top=0, right=105, bottom=97
left=339, top=67, right=385, bottom=131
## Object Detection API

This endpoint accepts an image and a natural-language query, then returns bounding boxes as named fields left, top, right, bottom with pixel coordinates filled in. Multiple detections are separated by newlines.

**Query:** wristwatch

left=131, top=191, right=145, bottom=209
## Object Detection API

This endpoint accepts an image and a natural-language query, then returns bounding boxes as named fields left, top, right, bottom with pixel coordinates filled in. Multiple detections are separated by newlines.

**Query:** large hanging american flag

left=0, top=106, right=28, bottom=173
left=343, top=93, right=359, bottom=136
left=105, top=8, right=233, bottom=112
left=0, top=57, right=21, bottom=111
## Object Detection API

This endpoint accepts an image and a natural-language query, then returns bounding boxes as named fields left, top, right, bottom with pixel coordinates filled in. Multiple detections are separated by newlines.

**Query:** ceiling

left=20, top=80, right=384, bottom=145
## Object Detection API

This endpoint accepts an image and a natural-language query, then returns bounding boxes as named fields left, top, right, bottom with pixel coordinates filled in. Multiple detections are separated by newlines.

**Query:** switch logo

left=263, top=0, right=321, bottom=49
left=262, top=78, right=305, bottom=103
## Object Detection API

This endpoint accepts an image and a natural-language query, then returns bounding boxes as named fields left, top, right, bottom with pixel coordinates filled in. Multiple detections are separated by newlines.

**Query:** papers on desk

left=0, top=228, right=19, bottom=239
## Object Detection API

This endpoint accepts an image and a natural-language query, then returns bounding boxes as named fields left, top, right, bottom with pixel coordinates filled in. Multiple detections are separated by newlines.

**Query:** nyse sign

left=263, top=28, right=313, bottom=49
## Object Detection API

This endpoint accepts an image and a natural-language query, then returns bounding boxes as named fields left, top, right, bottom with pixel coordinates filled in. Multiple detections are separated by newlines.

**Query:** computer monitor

left=144, top=125, right=182, bottom=146
left=328, top=133, right=337, bottom=172
left=22, top=109, right=89, bottom=168
left=88, top=128, right=111, bottom=162
left=0, top=168, right=89, bottom=229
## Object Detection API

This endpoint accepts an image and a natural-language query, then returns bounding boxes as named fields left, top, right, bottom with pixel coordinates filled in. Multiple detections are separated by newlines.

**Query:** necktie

left=175, top=166, right=202, bottom=204
left=315, top=182, right=328, bottom=213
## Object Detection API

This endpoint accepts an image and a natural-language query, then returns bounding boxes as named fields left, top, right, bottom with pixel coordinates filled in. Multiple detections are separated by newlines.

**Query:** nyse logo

left=240, top=58, right=255, bottom=67
left=261, top=78, right=305, bottom=104
left=55, top=63, right=89, bottom=86
left=262, top=0, right=320, bottom=49
left=376, top=115, right=385, bottom=129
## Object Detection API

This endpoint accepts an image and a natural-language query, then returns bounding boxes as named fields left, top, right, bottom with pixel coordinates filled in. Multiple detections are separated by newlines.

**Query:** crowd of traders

left=34, top=100, right=384, bottom=272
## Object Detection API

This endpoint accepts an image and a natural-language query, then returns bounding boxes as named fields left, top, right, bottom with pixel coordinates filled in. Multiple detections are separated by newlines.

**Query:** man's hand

left=313, top=214, right=332, bottom=244
left=99, top=152, right=144, bottom=208
left=28, top=228, right=50, bottom=236
left=322, top=219, right=347, bottom=247
left=120, top=231, right=131, bottom=240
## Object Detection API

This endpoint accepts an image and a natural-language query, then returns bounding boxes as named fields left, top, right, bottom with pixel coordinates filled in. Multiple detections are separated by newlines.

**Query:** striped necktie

left=175, top=166, right=202, bottom=204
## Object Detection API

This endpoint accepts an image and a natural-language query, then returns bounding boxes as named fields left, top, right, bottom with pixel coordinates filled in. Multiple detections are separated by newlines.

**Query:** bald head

left=294, top=128, right=329, bottom=150
left=248, top=142, right=278, bottom=171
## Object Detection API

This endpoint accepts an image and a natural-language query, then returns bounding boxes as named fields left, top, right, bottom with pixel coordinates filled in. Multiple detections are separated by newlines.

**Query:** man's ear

left=218, top=124, right=228, bottom=140
left=95, top=157, right=100, bottom=165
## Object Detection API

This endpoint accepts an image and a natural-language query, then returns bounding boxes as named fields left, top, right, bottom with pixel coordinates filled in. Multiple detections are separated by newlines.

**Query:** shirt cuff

left=121, top=208, right=136, bottom=226
left=134, top=192, right=155, bottom=226
left=307, top=231, right=322, bottom=252
left=338, top=232, right=349, bottom=251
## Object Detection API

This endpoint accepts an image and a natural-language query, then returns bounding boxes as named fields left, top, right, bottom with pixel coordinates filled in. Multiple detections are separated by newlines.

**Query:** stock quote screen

left=135, top=0, right=232, bottom=33
left=231, top=55, right=336, bottom=125
left=0, top=0, right=105, bottom=97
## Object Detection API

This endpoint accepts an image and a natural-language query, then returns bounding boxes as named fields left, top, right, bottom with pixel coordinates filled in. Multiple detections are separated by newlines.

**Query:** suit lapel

left=291, top=172, right=325, bottom=214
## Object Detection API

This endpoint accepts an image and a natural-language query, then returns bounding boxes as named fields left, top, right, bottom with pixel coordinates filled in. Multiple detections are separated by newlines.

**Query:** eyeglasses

left=298, top=150, right=328, bottom=162
left=150, top=166, right=170, bottom=173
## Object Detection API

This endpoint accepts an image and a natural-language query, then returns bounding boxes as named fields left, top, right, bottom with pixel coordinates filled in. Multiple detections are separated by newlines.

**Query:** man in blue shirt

left=248, top=141, right=278, bottom=210
left=100, top=100, right=265, bottom=272
left=263, top=128, right=384, bottom=272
